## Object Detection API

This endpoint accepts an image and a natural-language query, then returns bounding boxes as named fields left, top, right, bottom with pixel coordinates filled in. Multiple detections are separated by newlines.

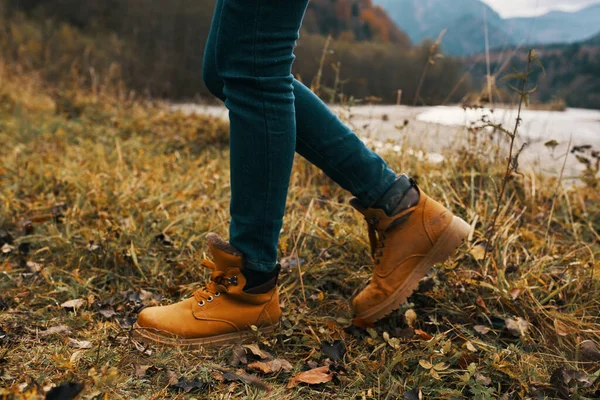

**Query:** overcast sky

left=482, top=0, right=600, bottom=17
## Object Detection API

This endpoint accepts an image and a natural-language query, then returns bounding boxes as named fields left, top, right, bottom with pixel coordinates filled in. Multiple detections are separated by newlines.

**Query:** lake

left=173, top=103, right=600, bottom=181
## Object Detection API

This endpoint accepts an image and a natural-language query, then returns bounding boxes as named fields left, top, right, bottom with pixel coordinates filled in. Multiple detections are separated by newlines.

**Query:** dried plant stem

left=484, top=49, right=534, bottom=263
left=545, top=135, right=572, bottom=243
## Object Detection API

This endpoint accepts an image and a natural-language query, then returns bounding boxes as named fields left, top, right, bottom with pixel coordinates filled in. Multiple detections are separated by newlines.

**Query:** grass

left=1, top=67, right=599, bottom=400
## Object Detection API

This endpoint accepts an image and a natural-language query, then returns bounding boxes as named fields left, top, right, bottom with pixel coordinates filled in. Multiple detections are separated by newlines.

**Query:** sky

left=482, top=0, right=600, bottom=17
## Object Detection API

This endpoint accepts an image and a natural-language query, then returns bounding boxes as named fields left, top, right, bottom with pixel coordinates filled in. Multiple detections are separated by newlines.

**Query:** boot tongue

left=206, top=233, right=244, bottom=271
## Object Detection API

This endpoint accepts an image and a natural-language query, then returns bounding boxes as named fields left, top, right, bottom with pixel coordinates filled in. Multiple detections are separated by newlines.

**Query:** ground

left=0, top=71, right=599, bottom=400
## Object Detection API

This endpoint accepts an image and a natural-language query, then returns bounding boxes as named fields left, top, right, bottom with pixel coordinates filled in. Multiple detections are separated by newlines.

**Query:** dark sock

left=372, top=174, right=420, bottom=216
left=242, top=265, right=280, bottom=294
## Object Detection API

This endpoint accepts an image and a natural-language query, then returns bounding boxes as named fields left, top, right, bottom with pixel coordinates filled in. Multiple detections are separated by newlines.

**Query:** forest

left=0, top=0, right=470, bottom=105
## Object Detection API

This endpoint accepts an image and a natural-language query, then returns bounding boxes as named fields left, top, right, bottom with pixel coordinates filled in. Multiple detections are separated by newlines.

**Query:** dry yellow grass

left=1, top=67, right=599, bottom=399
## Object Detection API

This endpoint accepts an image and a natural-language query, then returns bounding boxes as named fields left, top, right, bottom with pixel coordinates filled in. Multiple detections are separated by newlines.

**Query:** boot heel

left=430, top=216, right=471, bottom=265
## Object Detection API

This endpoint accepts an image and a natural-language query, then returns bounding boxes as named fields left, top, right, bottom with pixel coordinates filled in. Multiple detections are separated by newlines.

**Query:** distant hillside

left=373, top=0, right=600, bottom=55
left=468, top=40, right=600, bottom=109
left=586, top=32, right=600, bottom=45
left=303, top=0, right=411, bottom=48
left=1, top=0, right=469, bottom=104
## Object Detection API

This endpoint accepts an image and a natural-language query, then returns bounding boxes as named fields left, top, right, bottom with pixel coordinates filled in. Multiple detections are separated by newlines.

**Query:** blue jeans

left=203, top=0, right=398, bottom=272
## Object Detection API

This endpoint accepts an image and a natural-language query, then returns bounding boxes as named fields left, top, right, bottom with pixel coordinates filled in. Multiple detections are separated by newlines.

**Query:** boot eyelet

left=215, top=292, right=221, bottom=297
left=229, top=276, right=238, bottom=286
left=207, top=296, right=214, bottom=302
left=198, top=300, right=205, bottom=306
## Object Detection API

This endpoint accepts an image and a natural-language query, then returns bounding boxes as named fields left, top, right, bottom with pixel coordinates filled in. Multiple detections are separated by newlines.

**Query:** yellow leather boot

left=134, top=233, right=281, bottom=347
left=351, top=181, right=470, bottom=325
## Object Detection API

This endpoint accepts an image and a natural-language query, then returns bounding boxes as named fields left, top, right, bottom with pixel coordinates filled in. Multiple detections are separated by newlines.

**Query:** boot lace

left=192, top=260, right=238, bottom=306
left=367, top=216, right=387, bottom=265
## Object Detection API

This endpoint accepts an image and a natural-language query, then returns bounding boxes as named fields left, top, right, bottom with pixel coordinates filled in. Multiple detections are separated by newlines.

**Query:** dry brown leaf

left=580, top=340, right=600, bottom=361
left=475, top=296, right=489, bottom=312
left=287, top=366, right=332, bottom=389
left=68, top=338, right=93, bottom=349
left=414, top=329, right=433, bottom=340
left=475, top=371, right=491, bottom=386
left=554, top=319, right=570, bottom=337
left=221, top=370, right=271, bottom=392
left=247, top=359, right=293, bottom=374
left=243, top=344, right=272, bottom=360
left=505, top=317, right=529, bottom=337
left=61, top=298, right=85, bottom=310
left=134, top=364, right=152, bottom=378
left=40, top=325, right=71, bottom=336
left=473, top=325, right=490, bottom=335
left=69, top=350, right=85, bottom=365
left=405, top=309, right=417, bottom=328
left=470, top=244, right=486, bottom=260
left=230, top=345, right=248, bottom=367
left=509, top=288, right=523, bottom=300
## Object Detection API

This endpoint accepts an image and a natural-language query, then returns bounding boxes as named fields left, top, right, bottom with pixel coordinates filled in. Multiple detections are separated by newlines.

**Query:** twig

left=545, top=135, right=572, bottom=244
left=484, top=49, right=535, bottom=263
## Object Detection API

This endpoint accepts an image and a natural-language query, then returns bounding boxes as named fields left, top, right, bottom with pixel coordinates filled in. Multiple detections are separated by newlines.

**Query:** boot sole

left=132, top=322, right=278, bottom=348
left=355, top=216, right=471, bottom=324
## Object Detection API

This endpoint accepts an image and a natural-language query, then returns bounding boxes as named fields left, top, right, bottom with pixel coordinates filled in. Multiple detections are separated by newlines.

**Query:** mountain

left=373, top=0, right=600, bottom=55
left=586, top=32, right=600, bottom=45
left=302, top=0, right=411, bottom=48
left=507, top=4, right=600, bottom=45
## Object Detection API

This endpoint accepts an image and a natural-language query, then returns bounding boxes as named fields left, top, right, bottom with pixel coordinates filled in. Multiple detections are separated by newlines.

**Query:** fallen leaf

left=69, top=350, right=85, bottom=365
left=280, top=256, right=304, bottom=272
left=405, top=309, right=417, bottom=328
left=243, top=344, right=272, bottom=360
left=134, top=364, right=152, bottom=378
left=230, top=345, right=248, bottom=367
left=169, top=377, right=209, bottom=394
left=418, top=360, right=432, bottom=369
left=473, top=325, right=490, bottom=335
left=45, top=382, right=84, bottom=400
left=221, top=370, right=271, bottom=392
left=465, top=341, right=477, bottom=352
left=509, top=287, right=523, bottom=300
left=321, top=340, right=346, bottom=362
left=475, top=296, right=489, bottom=312
left=505, top=317, right=529, bottom=337
left=554, top=319, right=570, bottom=337
left=68, top=338, right=93, bottom=349
left=98, top=308, right=116, bottom=319
left=550, top=367, right=593, bottom=398
left=414, top=329, right=433, bottom=340
left=580, top=340, right=600, bottom=361
left=287, top=365, right=333, bottom=388
left=470, top=243, right=486, bottom=260
left=26, top=261, right=43, bottom=272
left=430, top=368, right=441, bottom=380
left=61, top=299, right=85, bottom=311
left=165, top=370, right=179, bottom=386
left=247, top=359, right=293, bottom=374
left=475, top=371, right=491, bottom=386
left=40, top=325, right=71, bottom=336
left=433, top=362, right=449, bottom=371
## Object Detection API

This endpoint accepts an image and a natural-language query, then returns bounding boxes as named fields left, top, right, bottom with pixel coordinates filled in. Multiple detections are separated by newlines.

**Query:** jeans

left=203, top=0, right=398, bottom=272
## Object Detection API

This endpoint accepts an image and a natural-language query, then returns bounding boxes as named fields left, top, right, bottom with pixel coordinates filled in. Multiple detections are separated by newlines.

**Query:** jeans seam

left=253, top=0, right=273, bottom=266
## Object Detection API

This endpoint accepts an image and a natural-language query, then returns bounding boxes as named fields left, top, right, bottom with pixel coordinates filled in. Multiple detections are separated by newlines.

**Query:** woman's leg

left=212, top=0, right=310, bottom=273
left=203, top=0, right=399, bottom=211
